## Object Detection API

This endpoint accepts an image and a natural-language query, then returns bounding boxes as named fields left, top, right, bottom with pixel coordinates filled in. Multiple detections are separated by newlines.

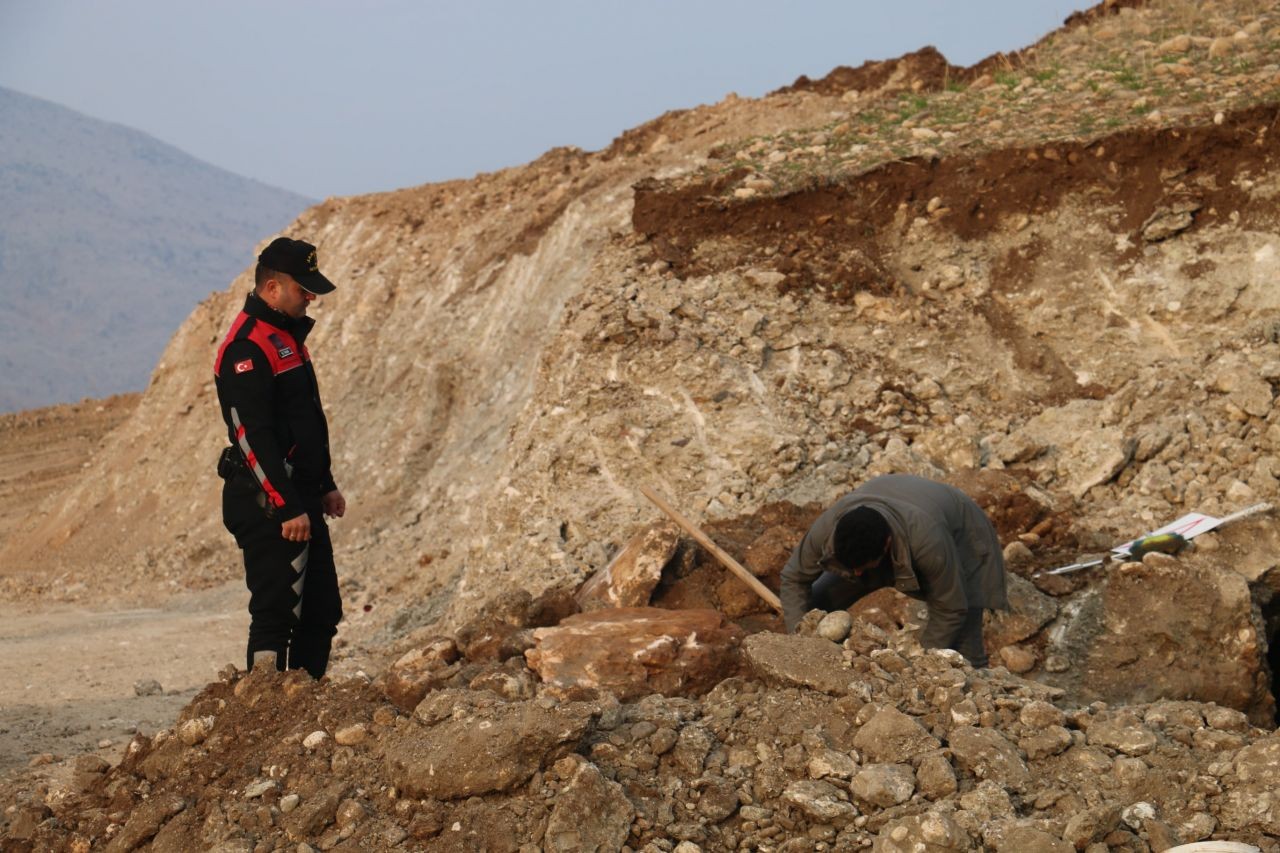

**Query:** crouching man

left=780, top=474, right=1007, bottom=667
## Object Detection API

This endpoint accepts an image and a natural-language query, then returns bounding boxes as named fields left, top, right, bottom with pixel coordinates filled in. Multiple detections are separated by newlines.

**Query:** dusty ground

left=0, top=584, right=245, bottom=777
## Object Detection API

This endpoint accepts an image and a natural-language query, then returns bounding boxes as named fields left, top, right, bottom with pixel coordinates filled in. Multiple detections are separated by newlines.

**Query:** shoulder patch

left=234, top=359, right=254, bottom=374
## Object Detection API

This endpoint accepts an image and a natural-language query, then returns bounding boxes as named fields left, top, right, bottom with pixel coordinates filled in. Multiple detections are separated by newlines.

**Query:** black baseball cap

left=257, top=237, right=336, bottom=295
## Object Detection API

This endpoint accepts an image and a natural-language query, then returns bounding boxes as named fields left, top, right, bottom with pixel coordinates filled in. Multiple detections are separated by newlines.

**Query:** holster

left=217, top=447, right=276, bottom=519
left=217, top=446, right=244, bottom=480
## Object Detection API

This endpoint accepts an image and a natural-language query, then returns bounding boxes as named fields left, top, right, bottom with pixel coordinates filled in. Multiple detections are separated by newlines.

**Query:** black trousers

left=810, top=570, right=988, bottom=668
left=222, top=477, right=342, bottom=678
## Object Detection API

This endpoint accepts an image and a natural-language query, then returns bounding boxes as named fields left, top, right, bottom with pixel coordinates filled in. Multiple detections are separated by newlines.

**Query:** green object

left=1127, top=532, right=1188, bottom=558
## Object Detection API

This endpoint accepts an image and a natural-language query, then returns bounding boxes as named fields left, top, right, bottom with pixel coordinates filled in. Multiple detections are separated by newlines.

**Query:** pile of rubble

left=4, top=599, right=1278, bottom=851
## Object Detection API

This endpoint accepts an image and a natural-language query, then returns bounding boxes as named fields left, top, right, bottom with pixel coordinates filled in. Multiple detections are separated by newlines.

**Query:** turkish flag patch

left=234, top=359, right=254, bottom=374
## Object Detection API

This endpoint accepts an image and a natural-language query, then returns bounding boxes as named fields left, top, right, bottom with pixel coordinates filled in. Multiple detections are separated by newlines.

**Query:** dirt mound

left=6, top=620, right=1279, bottom=851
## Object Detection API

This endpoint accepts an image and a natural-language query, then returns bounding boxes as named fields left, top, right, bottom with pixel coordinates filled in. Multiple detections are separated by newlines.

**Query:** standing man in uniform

left=214, top=237, right=346, bottom=678
left=780, top=474, right=1007, bottom=667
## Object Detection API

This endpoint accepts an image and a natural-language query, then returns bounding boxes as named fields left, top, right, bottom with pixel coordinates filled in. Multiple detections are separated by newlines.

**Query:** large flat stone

left=576, top=522, right=680, bottom=611
left=742, top=632, right=854, bottom=696
left=385, top=701, right=594, bottom=799
left=526, top=607, right=743, bottom=700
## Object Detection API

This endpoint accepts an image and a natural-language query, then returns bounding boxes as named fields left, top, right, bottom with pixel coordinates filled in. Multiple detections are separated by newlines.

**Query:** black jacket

left=214, top=293, right=336, bottom=520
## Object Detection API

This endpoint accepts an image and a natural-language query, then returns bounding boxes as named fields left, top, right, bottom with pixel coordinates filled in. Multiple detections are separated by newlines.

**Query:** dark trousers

left=222, top=478, right=342, bottom=678
left=810, top=570, right=988, bottom=668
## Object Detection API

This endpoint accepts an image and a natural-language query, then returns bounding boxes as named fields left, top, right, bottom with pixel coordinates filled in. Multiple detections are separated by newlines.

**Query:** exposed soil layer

left=634, top=102, right=1280, bottom=289
left=777, top=0, right=1152, bottom=98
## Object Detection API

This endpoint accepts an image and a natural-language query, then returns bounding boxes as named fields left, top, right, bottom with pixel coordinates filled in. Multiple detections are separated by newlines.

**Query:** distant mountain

left=0, top=86, right=313, bottom=412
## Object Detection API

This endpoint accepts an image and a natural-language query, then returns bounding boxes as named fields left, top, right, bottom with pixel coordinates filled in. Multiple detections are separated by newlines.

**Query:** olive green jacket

left=780, top=474, right=1009, bottom=634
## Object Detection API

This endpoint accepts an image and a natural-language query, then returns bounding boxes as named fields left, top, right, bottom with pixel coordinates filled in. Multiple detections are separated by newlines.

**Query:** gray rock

left=851, top=763, right=916, bottom=808
left=133, top=679, right=164, bottom=697
left=986, top=574, right=1058, bottom=648
left=242, top=779, right=277, bottom=799
left=808, top=748, right=859, bottom=780
left=948, top=726, right=1030, bottom=789
left=1087, top=715, right=1158, bottom=756
left=782, top=779, right=856, bottom=822
left=817, top=610, right=853, bottom=643
left=875, top=811, right=968, bottom=851
left=990, top=824, right=1075, bottom=853
left=545, top=762, right=634, bottom=852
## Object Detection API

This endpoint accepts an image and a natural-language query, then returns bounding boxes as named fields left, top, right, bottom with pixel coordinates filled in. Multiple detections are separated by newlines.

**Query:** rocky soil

left=3, top=0, right=1280, bottom=849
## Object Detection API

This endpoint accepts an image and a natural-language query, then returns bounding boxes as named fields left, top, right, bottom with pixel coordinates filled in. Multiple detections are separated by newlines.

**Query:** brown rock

left=103, top=795, right=185, bottom=853
left=853, top=707, right=941, bottom=763
left=383, top=637, right=459, bottom=710
left=283, top=783, right=347, bottom=839
left=743, top=525, right=802, bottom=577
left=743, top=632, right=854, bottom=696
left=850, top=586, right=926, bottom=634
left=1079, top=556, right=1274, bottom=725
left=386, top=700, right=593, bottom=799
left=576, top=521, right=680, bottom=611
left=1217, top=735, right=1280, bottom=835
left=948, top=726, right=1030, bottom=789
left=526, top=607, right=743, bottom=700
left=986, top=574, right=1057, bottom=649
left=916, top=751, right=957, bottom=800
left=998, top=644, right=1036, bottom=674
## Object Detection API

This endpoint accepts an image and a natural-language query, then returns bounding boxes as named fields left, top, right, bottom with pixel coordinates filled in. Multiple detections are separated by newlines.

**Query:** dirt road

left=0, top=583, right=248, bottom=775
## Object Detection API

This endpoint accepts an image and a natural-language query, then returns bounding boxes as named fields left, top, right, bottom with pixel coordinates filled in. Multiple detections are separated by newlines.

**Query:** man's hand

left=322, top=489, right=346, bottom=519
left=281, top=513, right=311, bottom=542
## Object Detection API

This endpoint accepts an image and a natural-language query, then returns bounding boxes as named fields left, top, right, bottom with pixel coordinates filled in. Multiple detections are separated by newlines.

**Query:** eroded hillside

left=4, top=0, right=1280, bottom=849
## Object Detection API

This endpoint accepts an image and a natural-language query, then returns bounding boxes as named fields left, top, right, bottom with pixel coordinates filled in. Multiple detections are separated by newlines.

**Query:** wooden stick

left=640, top=485, right=783, bottom=613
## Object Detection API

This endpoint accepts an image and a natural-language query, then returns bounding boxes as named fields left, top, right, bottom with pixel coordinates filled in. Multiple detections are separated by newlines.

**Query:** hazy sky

left=1, top=1, right=1087, bottom=199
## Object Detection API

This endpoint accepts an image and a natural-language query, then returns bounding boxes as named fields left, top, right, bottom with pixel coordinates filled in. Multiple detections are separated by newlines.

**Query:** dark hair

left=253, top=262, right=276, bottom=292
left=833, top=506, right=890, bottom=567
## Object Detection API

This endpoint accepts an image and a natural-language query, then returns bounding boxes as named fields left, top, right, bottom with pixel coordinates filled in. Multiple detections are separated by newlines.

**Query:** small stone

left=280, top=794, right=301, bottom=813
left=1044, top=654, right=1070, bottom=673
left=998, top=644, right=1036, bottom=673
left=178, top=717, right=213, bottom=746
left=1157, top=34, right=1192, bottom=54
left=335, top=798, right=368, bottom=829
left=816, top=610, right=853, bottom=643
left=244, top=779, right=278, bottom=799
left=334, top=724, right=368, bottom=746
left=133, top=679, right=163, bottom=697
left=1214, top=111, right=1226, bottom=125
left=808, top=748, right=859, bottom=780
left=97, top=739, right=113, bottom=749
left=1208, top=36, right=1234, bottom=57
left=303, top=731, right=329, bottom=750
